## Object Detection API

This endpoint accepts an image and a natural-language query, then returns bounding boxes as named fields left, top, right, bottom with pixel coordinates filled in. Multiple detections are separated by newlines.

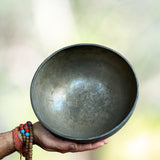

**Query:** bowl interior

left=31, top=45, right=137, bottom=140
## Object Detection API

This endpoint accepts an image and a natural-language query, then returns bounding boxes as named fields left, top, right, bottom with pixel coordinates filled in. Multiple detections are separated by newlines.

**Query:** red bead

left=25, top=129, right=30, bottom=132
left=20, top=124, right=23, bottom=126
left=20, top=127, right=24, bottom=130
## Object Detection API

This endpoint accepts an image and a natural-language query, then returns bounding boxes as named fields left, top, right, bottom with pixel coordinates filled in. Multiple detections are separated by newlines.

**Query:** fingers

left=53, top=138, right=108, bottom=153
left=71, top=139, right=108, bottom=152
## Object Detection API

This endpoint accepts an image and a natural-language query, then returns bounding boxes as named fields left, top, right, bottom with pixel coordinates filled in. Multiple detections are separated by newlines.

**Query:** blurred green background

left=0, top=0, right=160, bottom=160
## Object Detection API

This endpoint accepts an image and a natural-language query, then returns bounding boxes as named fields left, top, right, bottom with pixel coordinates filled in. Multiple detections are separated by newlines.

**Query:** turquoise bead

left=25, top=132, right=30, bottom=137
left=20, top=129, right=25, bottom=134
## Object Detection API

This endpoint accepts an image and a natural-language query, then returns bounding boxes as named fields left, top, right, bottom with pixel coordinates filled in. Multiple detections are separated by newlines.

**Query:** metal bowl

left=30, top=44, right=138, bottom=143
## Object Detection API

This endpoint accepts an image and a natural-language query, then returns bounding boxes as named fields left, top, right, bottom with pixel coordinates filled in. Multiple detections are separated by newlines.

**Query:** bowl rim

left=30, top=43, right=139, bottom=142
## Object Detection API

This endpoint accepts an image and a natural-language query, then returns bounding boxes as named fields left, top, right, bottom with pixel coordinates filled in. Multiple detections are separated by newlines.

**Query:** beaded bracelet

left=12, top=127, right=23, bottom=153
left=19, top=121, right=33, bottom=160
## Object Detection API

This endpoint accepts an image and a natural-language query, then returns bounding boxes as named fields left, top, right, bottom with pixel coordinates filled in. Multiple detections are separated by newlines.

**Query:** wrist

left=32, top=122, right=39, bottom=145
left=17, top=129, right=23, bottom=143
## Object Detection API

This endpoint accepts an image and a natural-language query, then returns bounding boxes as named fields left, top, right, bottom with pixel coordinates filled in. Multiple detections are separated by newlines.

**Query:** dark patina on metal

left=30, top=44, right=138, bottom=143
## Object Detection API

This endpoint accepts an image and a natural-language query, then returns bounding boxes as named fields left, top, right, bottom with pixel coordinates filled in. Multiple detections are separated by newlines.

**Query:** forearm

left=0, top=131, right=16, bottom=159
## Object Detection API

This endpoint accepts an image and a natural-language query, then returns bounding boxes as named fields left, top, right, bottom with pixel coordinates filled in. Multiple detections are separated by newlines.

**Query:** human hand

left=33, top=122, right=108, bottom=153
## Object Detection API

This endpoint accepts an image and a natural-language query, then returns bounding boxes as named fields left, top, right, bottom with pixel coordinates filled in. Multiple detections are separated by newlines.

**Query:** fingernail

left=104, top=139, right=108, bottom=144
left=70, top=144, right=75, bottom=150
left=99, top=143, right=104, bottom=147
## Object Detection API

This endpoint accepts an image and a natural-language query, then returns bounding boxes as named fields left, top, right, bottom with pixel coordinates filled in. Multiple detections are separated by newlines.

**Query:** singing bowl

left=30, top=44, right=138, bottom=143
